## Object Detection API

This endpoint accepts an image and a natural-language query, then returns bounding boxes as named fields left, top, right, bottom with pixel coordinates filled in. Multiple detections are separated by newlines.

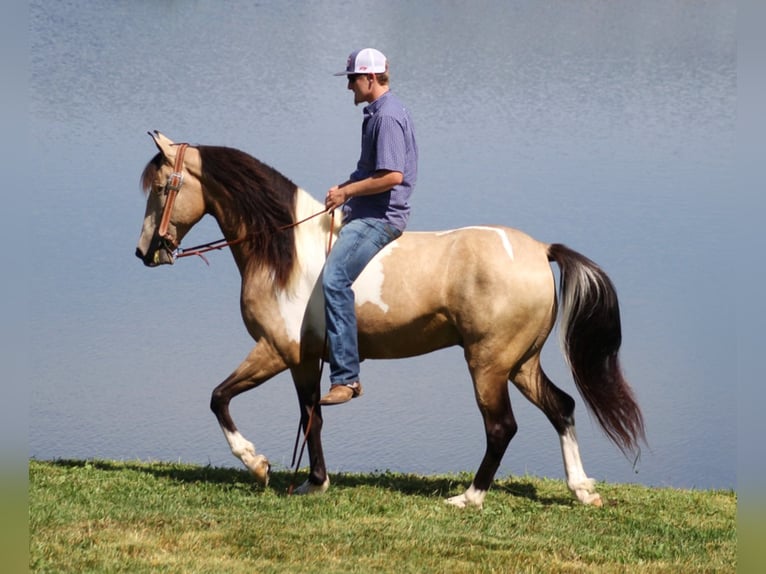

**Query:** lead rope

left=175, top=208, right=329, bottom=264
left=287, top=210, right=335, bottom=495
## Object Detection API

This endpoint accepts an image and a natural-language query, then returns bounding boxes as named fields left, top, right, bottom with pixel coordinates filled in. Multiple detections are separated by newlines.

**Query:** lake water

left=28, top=0, right=736, bottom=491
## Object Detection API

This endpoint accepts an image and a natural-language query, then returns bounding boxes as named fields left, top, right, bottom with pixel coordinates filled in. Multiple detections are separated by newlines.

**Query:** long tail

left=548, top=243, right=645, bottom=455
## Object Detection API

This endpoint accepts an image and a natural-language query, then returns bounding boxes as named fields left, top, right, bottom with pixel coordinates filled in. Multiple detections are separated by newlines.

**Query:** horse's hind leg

left=512, top=358, right=602, bottom=506
left=447, top=367, right=517, bottom=509
left=210, top=339, right=288, bottom=485
left=289, top=361, right=330, bottom=495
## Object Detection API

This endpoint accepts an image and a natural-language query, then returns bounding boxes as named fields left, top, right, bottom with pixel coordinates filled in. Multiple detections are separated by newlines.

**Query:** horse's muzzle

left=135, top=245, right=174, bottom=267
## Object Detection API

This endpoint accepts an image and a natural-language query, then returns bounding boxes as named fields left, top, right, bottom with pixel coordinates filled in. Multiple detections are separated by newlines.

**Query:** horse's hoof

left=587, top=493, right=603, bottom=507
left=246, top=454, right=271, bottom=486
left=445, top=486, right=486, bottom=509
left=573, top=489, right=602, bottom=506
left=293, top=477, right=330, bottom=495
left=445, top=494, right=469, bottom=508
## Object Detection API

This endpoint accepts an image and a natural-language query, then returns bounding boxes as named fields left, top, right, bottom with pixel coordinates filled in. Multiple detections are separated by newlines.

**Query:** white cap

left=334, top=48, right=388, bottom=76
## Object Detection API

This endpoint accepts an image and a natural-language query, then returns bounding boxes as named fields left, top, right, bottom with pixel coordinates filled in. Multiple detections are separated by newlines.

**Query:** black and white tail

left=548, top=243, right=646, bottom=455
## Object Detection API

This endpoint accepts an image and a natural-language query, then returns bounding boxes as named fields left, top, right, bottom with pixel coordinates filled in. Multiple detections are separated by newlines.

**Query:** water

left=29, top=0, right=736, bottom=491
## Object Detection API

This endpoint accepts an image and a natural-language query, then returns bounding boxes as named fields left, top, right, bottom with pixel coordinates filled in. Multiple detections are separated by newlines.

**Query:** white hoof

left=242, top=452, right=271, bottom=486
left=568, top=478, right=602, bottom=506
left=445, top=485, right=486, bottom=509
left=569, top=477, right=597, bottom=492
left=292, top=477, right=330, bottom=495
left=225, top=430, right=270, bottom=485
left=582, top=492, right=603, bottom=507
left=445, top=494, right=470, bottom=508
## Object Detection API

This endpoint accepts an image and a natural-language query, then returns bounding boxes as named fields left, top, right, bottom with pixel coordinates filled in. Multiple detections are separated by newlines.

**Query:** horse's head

left=135, top=131, right=206, bottom=266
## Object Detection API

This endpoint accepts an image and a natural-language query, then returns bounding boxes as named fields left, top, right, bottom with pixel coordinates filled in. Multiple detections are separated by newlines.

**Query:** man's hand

left=325, top=185, right=347, bottom=211
left=326, top=171, right=403, bottom=211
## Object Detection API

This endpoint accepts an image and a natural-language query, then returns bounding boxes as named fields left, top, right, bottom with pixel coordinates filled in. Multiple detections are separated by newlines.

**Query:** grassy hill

left=30, top=459, right=736, bottom=573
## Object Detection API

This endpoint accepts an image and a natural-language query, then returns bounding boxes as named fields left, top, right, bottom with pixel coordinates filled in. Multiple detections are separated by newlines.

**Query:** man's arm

left=325, top=169, right=403, bottom=211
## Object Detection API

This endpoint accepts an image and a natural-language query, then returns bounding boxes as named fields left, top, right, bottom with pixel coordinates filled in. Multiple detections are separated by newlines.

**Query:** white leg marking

left=293, top=477, right=330, bottom=495
left=560, top=425, right=602, bottom=506
left=445, top=484, right=487, bottom=509
left=223, top=429, right=271, bottom=485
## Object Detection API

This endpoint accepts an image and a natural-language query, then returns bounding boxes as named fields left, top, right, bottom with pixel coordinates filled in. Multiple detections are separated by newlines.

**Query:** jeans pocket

left=386, top=224, right=403, bottom=242
left=376, top=223, right=401, bottom=249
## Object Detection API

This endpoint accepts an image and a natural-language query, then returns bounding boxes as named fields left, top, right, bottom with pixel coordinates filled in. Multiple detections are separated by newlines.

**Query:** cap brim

left=333, top=71, right=351, bottom=76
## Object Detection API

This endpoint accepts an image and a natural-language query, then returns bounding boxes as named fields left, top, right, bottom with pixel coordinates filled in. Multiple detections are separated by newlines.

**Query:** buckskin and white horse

left=135, top=131, right=644, bottom=508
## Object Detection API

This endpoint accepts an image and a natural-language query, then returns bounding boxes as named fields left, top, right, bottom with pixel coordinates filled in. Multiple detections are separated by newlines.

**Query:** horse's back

left=382, top=225, right=552, bottom=295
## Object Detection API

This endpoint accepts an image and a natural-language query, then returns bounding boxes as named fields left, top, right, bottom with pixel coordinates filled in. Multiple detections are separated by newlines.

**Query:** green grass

left=29, top=459, right=736, bottom=573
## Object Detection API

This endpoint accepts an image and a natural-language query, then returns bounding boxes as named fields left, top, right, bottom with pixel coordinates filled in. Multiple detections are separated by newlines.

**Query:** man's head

left=335, top=48, right=390, bottom=105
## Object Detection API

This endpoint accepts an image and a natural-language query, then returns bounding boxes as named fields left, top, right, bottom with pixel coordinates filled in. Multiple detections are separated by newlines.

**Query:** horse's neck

left=221, top=187, right=333, bottom=297
left=202, top=184, right=246, bottom=243
left=294, top=188, right=329, bottom=225
left=294, top=187, right=322, bottom=216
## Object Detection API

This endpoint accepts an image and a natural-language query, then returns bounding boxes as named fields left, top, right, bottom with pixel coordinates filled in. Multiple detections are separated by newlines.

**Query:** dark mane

left=198, top=145, right=298, bottom=288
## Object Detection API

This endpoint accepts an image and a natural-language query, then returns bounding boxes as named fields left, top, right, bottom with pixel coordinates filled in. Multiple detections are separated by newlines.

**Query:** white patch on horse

left=277, top=274, right=319, bottom=343
left=222, top=428, right=270, bottom=483
left=276, top=189, right=331, bottom=343
left=352, top=241, right=399, bottom=312
left=223, top=429, right=256, bottom=459
left=437, top=226, right=514, bottom=261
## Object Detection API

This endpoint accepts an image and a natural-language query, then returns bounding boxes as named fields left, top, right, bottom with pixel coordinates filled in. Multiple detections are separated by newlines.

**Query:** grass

left=29, top=459, right=736, bottom=573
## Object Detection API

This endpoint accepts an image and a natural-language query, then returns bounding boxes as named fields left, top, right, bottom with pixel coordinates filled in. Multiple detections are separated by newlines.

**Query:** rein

left=157, top=142, right=331, bottom=264
left=174, top=208, right=331, bottom=265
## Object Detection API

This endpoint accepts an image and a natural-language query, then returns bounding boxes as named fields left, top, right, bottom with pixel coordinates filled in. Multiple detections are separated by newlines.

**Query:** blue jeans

left=322, top=218, right=402, bottom=385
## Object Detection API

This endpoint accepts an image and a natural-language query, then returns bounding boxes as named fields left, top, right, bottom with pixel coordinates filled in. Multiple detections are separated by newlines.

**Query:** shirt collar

left=363, top=91, right=391, bottom=118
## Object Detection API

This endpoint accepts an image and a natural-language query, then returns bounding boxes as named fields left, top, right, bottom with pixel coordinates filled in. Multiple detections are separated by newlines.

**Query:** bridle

left=157, top=143, right=188, bottom=252
left=156, top=143, right=332, bottom=264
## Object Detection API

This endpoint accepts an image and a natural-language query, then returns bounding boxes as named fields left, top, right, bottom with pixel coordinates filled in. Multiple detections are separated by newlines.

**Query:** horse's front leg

left=210, top=339, right=288, bottom=485
left=289, top=360, right=330, bottom=495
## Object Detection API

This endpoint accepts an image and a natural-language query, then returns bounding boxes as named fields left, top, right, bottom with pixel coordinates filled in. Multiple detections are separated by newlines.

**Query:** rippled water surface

left=29, top=0, right=736, bottom=490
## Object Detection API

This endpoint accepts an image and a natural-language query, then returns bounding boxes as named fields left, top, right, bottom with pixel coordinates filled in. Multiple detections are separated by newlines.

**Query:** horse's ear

left=148, top=130, right=177, bottom=161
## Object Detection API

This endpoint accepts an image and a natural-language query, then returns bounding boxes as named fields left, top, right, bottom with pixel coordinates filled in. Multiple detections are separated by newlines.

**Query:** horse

left=135, top=131, right=644, bottom=508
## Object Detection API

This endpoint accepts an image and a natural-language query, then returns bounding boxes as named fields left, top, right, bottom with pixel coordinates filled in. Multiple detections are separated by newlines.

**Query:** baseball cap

left=334, top=48, right=388, bottom=76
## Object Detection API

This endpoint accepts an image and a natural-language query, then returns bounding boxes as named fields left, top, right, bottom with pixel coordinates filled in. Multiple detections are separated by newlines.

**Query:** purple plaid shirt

left=344, top=91, right=418, bottom=231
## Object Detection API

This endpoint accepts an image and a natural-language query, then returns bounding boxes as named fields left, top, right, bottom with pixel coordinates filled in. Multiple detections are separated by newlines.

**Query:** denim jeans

left=322, top=218, right=402, bottom=384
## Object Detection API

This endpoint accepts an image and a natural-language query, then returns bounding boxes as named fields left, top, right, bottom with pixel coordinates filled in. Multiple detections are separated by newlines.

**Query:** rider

left=320, top=48, right=419, bottom=406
